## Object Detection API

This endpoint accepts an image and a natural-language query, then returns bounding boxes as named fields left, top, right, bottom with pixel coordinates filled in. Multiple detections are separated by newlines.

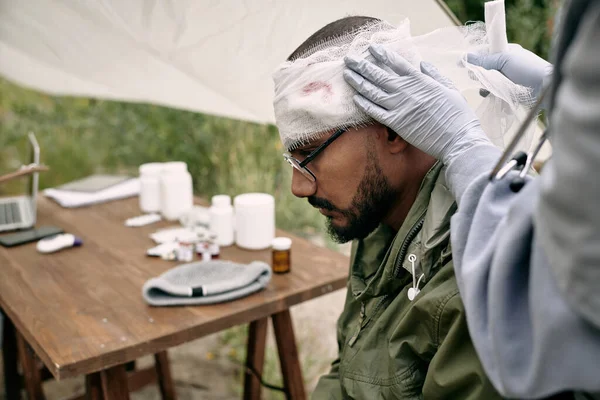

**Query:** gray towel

left=142, top=260, right=272, bottom=306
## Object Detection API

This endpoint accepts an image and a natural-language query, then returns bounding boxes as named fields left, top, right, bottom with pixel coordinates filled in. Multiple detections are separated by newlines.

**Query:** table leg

left=272, top=310, right=306, bottom=400
left=154, top=351, right=177, bottom=400
left=243, top=317, right=268, bottom=400
left=2, top=313, right=21, bottom=400
left=99, top=364, right=130, bottom=400
left=85, top=373, right=103, bottom=400
left=15, top=331, right=45, bottom=400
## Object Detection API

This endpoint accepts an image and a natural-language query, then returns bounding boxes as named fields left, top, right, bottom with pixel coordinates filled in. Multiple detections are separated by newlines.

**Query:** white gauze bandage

left=272, top=18, right=536, bottom=152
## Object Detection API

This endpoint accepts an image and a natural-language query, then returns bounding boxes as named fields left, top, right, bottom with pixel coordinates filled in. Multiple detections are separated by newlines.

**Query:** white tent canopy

left=0, top=0, right=550, bottom=158
left=0, top=0, right=456, bottom=125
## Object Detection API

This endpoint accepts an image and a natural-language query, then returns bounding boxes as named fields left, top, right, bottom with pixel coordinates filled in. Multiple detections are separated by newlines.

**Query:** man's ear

left=386, top=127, right=408, bottom=154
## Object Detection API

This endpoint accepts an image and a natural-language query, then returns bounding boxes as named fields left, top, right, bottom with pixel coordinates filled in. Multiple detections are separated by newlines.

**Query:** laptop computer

left=0, top=133, right=40, bottom=232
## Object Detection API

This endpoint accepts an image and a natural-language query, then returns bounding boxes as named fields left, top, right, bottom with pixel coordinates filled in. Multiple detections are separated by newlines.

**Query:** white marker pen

left=36, top=234, right=83, bottom=254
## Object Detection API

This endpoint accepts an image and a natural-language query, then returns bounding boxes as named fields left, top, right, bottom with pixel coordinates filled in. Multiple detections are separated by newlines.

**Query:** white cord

left=408, top=254, right=417, bottom=287
left=407, top=254, right=425, bottom=301
left=416, top=273, right=425, bottom=289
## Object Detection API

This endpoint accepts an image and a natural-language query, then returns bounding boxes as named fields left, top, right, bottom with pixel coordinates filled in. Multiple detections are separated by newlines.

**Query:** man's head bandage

left=272, top=19, right=535, bottom=152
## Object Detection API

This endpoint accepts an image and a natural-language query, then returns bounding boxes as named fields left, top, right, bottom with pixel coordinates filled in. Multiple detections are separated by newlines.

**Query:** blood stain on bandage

left=302, top=81, right=333, bottom=101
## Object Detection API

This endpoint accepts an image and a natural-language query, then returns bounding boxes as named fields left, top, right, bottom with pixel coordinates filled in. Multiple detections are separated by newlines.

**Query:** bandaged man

left=273, top=16, right=503, bottom=399
left=343, top=0, right=600, bottom=398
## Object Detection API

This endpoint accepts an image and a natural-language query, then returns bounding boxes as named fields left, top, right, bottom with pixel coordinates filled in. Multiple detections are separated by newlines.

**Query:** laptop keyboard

left=0, top=202, right=22, bottom=225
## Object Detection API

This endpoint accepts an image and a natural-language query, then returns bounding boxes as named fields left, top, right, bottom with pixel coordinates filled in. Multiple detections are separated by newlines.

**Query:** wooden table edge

left=1, top=276, right=347, bottom=381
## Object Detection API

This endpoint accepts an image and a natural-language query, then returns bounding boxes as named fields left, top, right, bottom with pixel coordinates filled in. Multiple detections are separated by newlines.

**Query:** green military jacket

left=312, top=163, right=502, bottom=399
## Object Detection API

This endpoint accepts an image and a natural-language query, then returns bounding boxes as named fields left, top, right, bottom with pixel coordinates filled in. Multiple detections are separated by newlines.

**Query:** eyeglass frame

left=283, top=128, right=347, bottom=182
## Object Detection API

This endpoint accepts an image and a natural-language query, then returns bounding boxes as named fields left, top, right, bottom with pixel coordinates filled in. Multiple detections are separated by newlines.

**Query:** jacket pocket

left=341, top=362, right=425, bottom=399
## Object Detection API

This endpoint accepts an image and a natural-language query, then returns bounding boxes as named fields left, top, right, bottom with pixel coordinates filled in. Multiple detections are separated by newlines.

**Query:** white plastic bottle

left=139, top=162, right=163, bottom=213
left=159, top=162, right=193, bottom=221
left=234, top=193, right=275, bottom=250
left=209, top=194, right=234, bottom=246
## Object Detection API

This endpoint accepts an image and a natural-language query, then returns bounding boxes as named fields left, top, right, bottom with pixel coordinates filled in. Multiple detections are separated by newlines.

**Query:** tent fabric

left=0, top=0, right=456, bottom=125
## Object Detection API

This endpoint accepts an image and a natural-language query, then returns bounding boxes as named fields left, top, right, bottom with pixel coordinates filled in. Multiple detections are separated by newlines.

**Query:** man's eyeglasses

left=283, top=128, right=347, bottom=182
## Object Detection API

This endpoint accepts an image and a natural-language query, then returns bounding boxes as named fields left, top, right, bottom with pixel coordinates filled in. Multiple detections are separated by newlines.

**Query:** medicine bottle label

left=272, top=250, right=291, bottom=274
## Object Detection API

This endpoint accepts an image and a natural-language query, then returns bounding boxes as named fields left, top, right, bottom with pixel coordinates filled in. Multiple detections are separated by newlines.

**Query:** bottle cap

left=234, top=193, right=274, bottom=208
left=139, top=162, right=163, bottom=175
left=212, top=194, right=231, bottom=207
left=162, top=161, right=187, bottom=173
left=272, top=237, right=292, bottom=251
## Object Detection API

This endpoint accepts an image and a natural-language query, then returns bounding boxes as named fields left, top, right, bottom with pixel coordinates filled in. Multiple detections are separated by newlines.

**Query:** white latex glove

left=467, top=44, right=553, bottom=99
left=343, top=44, right=492, bottom=166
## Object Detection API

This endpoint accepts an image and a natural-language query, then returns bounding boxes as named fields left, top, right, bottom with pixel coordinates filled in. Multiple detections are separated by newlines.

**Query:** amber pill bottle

left=271, top=237, right=292, bottom=274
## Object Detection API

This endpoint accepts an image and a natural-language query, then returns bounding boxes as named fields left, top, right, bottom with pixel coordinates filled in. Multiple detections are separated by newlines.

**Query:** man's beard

left=308, top=156, right=396, bottom=243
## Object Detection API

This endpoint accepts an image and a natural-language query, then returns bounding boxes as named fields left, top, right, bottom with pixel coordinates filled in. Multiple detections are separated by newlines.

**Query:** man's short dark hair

left=287, top=16, right=381, bottom=61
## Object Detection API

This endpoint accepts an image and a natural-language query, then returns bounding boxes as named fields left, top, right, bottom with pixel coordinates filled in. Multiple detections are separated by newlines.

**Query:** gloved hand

left=343, top=44, right=493, bottom=167
left=467, top=44, right=553, bottom=100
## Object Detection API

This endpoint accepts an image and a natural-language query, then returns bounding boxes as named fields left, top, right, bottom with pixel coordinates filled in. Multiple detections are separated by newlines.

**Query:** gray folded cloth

left=142, top=260, right=272, bottom=306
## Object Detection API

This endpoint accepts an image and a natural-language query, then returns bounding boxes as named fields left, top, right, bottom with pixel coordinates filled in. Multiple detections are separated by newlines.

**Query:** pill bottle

left=160, top=161, right=193, bottom=221
left=234, top=193, right=274, bottom=250
left=195, top=232, right=207, bottom=256
left=271, top=237, right=292, bottom=274
left=139, top=163, right=163, bottom=213
left=209, top=195, right=234, bottom=246
left=208, top=232, right=220, bottom=259
left=176, top=241, right=194, bottom=262
left=201, top=249, right=212, bottom=262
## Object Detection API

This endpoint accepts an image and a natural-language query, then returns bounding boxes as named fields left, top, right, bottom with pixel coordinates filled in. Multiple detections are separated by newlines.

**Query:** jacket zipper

left=347, top=217, right=425, bottom=348
left=394, top=217, right=425, bottom=277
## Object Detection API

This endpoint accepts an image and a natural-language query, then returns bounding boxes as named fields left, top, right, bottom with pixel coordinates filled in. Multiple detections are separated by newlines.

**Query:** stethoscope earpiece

left=407, top=287, right=419, bottom=301
left=407, top=254, right=425, bottom=301
left=489, top=86, right=549, bottom=183
left=492, top=130, right=548, bottom=194
left=509, top=176, right=526, bottom=192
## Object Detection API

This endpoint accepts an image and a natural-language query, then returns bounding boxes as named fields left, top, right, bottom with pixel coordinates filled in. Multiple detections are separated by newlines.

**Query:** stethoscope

left=489, top=86, right=550, bottom=192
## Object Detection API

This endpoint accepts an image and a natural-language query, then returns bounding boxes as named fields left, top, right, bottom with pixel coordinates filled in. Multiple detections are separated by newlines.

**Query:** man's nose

left=291, top=168, right=317, bottom=198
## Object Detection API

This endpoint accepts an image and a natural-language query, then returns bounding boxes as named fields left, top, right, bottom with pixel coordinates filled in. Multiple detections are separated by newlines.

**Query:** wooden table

left=0, top=196, right=349, bottom=399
